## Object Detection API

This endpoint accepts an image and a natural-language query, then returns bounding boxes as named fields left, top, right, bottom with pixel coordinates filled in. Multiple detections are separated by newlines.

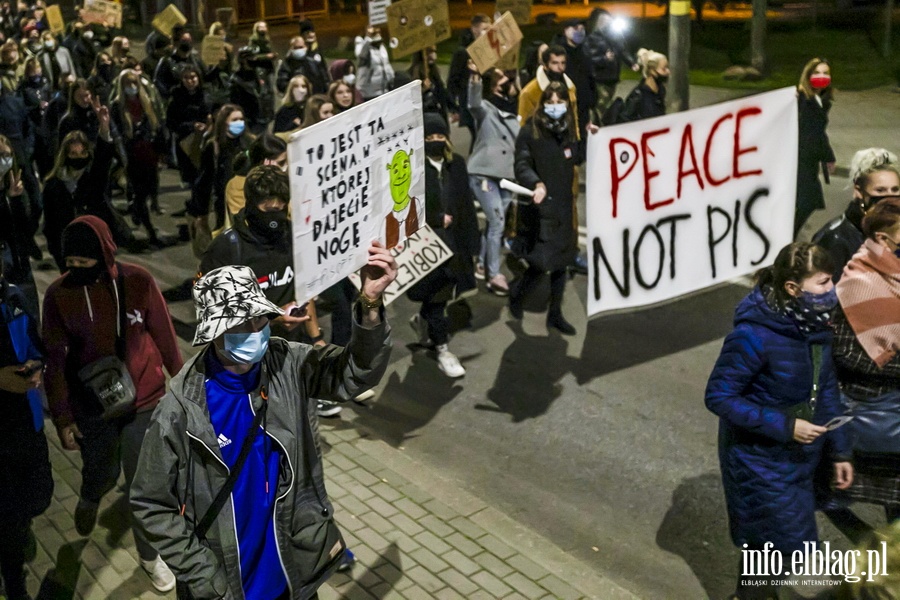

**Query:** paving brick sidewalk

left=22, top=410, right=634, bottom=600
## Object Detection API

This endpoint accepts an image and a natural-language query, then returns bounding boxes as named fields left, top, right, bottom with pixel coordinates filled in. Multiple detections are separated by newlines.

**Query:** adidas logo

left=217, top=433, right=232, bottom=448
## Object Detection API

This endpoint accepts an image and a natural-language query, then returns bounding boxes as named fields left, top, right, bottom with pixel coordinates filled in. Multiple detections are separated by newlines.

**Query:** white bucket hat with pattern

left=192, top=265, right=284, bottom=346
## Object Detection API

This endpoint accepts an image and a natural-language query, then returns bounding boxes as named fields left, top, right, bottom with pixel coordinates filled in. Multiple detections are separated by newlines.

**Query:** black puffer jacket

left=581, top=29, right=635, bottom=84
left=276, top=55, right=329, bottom=95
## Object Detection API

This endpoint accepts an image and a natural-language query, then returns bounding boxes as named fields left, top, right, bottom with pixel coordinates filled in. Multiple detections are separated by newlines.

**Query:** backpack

left=601, top=85, right=644, bottom=126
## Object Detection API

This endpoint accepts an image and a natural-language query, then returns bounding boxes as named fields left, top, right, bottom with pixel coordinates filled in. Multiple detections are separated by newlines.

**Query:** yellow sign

left=466, top=11, right=523, bottom=74
left=152, top=4, right=187, bottom=37
left=201, top=35, right=227, bottom=65
left=386, top=0, right=450, bottom=59
left=81, top=0, right=122, bottom=28
left=495, top=0, right=531, bottom=25
left=670, top=0, right=691, bottom=16
left=45, top=4, right=65, bottom=34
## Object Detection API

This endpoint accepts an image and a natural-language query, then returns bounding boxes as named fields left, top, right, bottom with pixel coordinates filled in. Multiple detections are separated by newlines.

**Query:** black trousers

left=76, top=408, right=156, bottom=560
left=514, top=266, right=567, bottom=316
left=127, top=156, right=161, bottom=240
left=408, top=267, right=456, bottom=346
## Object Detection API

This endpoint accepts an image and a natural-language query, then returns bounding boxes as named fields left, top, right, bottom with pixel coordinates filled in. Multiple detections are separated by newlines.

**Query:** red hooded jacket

left=42, top=216, right=184, bottom=427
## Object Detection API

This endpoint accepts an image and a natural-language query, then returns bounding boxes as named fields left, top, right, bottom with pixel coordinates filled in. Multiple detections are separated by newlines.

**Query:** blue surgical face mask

left=290, top=48, right=307, bottom=59
left=798, top=288, right=838, bottom=314
left=570, top=29, right=585, bottom=44
left=227, top=120, right=245, bottom=137
left=222, top=323, right=270, bottom=364
left=543, top=103, right=567, bottom=120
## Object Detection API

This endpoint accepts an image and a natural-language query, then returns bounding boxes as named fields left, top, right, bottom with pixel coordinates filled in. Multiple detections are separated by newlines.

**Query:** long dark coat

left=795, top=94, right=835, bottom=233
left=513, top=118, right=580, bottom=272
left=705, top=288, right=850, bottom=552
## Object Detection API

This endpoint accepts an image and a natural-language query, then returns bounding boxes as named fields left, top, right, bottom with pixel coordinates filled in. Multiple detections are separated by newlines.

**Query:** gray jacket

left=355, top=36, right=394, bottom=100
left=131, top=314, right=392, bottom=600
left=467, top=80, right=520, bottom=180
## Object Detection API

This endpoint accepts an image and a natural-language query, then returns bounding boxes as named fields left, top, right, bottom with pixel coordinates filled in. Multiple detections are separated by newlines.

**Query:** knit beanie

left=423, top=112, right=448, bottom=138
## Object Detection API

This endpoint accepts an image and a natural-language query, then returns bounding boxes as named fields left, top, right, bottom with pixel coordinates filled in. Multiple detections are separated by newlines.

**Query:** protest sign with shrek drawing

left=288, top=82, right=425, bottom=305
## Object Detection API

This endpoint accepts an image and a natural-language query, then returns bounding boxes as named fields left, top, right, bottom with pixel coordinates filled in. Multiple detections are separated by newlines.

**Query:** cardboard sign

left=368, top=0, right=391, bottom=26
left=585, top=88, right=798, bottom=317
left=45, top=4, right=65, bottom=34
left=467, top=12, right=522, bottom=74
left=347, top=224, right=451, bottom=305
left=496, top=41, right=520, bottom=71
left=496, top=0, right=532, bottom=25
left=82, top=0, right=122, bottom=28
left=288, top=81, right=426, bottom=304
left=201, top=35, right=227, bottom=65
left=386, top=0, right=450, bottom=59
left=152, top=4, right=187, bottom=37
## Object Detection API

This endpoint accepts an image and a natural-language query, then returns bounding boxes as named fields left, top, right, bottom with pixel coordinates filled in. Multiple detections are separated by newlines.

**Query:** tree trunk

left=750, top=0, right=767, bottom=73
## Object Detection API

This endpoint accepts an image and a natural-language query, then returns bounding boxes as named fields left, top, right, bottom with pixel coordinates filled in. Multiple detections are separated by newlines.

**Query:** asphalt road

left=32, top=83, right=900, bottom=599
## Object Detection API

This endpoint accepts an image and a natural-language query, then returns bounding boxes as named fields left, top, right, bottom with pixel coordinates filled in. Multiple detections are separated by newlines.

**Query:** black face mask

left=654, top=73, right=669, bottom=85
left=246, top=206, right=289, bottom=243
left=178, top=40, right=192, bottom=54
left=66, top=263, right=103, bottom=286
left=67, top=156, right=90, bottom=171
left=97, top=63, right=112, bottom=80
left=424, top=140, right=446, bottom=157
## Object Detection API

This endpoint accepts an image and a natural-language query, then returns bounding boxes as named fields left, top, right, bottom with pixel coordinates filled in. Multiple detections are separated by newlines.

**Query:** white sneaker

left=353, top=389, right=376, bottom=404
left=140, top=555, right=176, bottom=592
left=409, top=314, right=429, bottom=345
left=436, top=344, right=465, bottom=378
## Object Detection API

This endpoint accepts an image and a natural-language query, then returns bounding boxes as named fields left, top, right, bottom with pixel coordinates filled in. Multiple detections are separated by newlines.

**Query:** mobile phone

left=290, top=304, right=308, bottom=317
left=824, top=416, right=854, bottom=431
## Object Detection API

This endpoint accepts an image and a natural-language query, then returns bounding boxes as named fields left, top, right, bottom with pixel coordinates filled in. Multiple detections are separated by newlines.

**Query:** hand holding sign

left=467, top=12, right=522, bottom=73
left=360, top=241, right=398, bottom=298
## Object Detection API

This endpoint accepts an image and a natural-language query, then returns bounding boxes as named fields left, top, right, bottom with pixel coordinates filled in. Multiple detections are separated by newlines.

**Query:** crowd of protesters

left=0, top=3, right=896, bottom=599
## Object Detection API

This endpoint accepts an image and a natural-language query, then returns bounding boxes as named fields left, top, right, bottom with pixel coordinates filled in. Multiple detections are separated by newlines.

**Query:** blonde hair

left=109, top=36, right=129, bottom=61
left=850, top=147, right=899, bottom=188
left=281, top=74, right=311, bottom=107
left=848, top=521, right=900, bottom=597
left=636, top=48, right=666, bottom=78
left=110, top=69, right=159, bottom=136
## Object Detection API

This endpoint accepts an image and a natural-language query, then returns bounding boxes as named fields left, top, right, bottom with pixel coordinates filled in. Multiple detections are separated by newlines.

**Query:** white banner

left=368, top=0, right=391, bottom=26
left=586, top=87, right=798, bottom=316
left=347, top=224, right=451, bottom=305
left=289, top=81, right=425, bottom=304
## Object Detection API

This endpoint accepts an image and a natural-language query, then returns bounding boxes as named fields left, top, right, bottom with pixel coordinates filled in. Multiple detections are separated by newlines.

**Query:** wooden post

left=667, top=0, right=690, bottom=112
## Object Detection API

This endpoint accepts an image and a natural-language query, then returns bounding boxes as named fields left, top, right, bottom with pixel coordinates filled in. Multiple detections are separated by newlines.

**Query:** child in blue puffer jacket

left=706, top=242, right=854, bottom=599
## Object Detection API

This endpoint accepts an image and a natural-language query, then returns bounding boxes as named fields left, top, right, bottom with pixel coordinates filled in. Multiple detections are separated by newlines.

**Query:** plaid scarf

left=836, top=238, right=900, bottom=368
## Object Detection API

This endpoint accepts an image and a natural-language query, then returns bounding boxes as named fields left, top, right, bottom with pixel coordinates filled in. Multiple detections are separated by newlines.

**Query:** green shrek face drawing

left=387, top=148, right=413, bottom=212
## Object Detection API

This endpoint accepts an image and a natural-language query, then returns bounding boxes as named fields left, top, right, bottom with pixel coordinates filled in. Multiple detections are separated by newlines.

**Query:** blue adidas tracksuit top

left=205, top=351, right=287, bottom=599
